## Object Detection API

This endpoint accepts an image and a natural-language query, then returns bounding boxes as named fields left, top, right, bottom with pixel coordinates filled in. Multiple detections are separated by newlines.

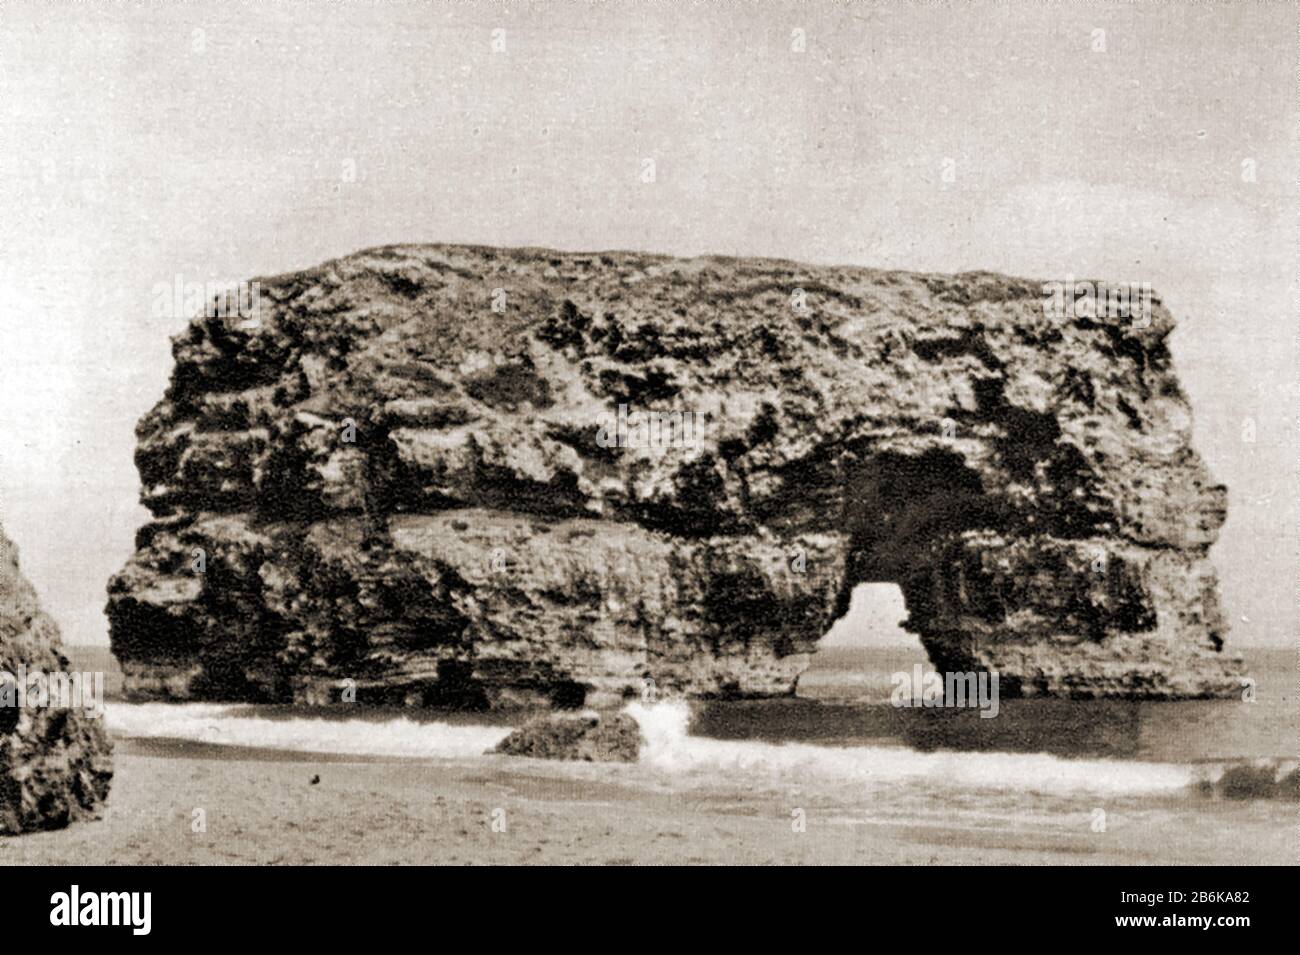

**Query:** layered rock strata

left=108, top=244, right=1242, bottom=705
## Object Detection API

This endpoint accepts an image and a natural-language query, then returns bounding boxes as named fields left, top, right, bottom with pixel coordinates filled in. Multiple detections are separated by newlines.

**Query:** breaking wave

left=623, top=700, right=1196, bottom=796
left=105, top=699, right=1298, bottom=801
left=107, top=702, right=512, bottom=759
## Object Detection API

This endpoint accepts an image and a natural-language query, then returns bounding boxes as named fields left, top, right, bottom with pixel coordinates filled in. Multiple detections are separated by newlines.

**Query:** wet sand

left=8, top=743, right=1294, bottom=865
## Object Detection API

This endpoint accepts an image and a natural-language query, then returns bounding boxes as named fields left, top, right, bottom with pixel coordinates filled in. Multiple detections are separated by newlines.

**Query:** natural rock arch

left=108, top=245, right=1242, bottom=706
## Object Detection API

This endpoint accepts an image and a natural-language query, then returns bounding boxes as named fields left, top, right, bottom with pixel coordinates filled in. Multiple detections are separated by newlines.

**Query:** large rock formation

left=1, top=521, right=112, bottom=832
left=107, top=245, right=1243, bottom=706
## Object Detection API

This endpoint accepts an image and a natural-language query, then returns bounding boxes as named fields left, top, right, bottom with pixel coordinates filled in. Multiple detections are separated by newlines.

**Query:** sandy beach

left=5, top=646, right=1290, bottom=865
left=7, top=739, right=1293, bottom=866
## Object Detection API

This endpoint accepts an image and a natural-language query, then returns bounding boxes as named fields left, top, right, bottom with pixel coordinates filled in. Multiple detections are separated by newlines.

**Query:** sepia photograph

left=0, top=0, right=1296, bottom=924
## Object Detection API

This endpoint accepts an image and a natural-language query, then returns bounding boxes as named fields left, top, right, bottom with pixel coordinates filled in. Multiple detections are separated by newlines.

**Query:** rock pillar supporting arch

left=824, top=446, right=1240, bottom=699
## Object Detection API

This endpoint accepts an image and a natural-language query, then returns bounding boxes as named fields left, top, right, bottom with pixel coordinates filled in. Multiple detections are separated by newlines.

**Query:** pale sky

left=0, top=0, right=1295, bottom=648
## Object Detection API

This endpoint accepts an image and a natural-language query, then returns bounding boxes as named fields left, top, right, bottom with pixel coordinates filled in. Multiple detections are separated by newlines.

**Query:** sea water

left=87, top=645, right=1295, bottom=795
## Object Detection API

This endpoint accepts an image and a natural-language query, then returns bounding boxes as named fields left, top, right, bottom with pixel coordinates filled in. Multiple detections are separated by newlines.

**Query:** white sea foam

left=623, top=700, right=1194, bottom=797
left=106, top=699, right=1195, bottom=796
left=106, top=702, right=512, bottom=759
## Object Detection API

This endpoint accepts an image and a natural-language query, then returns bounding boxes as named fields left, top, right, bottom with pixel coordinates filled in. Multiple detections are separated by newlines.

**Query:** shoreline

left=6, top=743, right=1296, bottom=866
left=8, top=647, right=1290, bottom=865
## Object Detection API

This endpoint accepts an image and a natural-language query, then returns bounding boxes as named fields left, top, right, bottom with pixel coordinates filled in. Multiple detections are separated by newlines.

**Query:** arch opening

left=798, top=583, right=925, bottom=701
left=815, top=447, right=1003, bottom=684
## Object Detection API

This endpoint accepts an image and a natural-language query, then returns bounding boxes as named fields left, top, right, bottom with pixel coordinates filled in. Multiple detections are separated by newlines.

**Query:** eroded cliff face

left=1, top=522, right=112, bottom=832
left=107, top=245, right=1242, bottom=706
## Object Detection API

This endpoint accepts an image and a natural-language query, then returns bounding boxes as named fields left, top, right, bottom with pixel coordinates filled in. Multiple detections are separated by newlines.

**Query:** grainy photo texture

left=0, top=0, right=1296, bottom=887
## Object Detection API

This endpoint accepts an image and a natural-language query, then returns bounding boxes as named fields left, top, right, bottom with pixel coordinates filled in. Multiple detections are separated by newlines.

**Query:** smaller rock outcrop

left=1199, top=760, right=1300, bottom=801
left=493, top=711, right=642, bottom=762
left=1, top=521, right=113, bottom=833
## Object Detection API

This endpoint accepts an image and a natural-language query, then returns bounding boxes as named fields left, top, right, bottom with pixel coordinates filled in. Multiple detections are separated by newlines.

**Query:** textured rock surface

left=108, top=244, right=1243, bottom=705
left=494, top=711, right=642, bottom=762
left=1, top=522, right=112, bottom=832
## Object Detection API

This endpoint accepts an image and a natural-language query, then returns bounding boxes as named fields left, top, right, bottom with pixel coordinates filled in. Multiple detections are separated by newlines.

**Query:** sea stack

left=0, top=520, right=112, bottom=832
left=107, top=245, right=1242, bottom=706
